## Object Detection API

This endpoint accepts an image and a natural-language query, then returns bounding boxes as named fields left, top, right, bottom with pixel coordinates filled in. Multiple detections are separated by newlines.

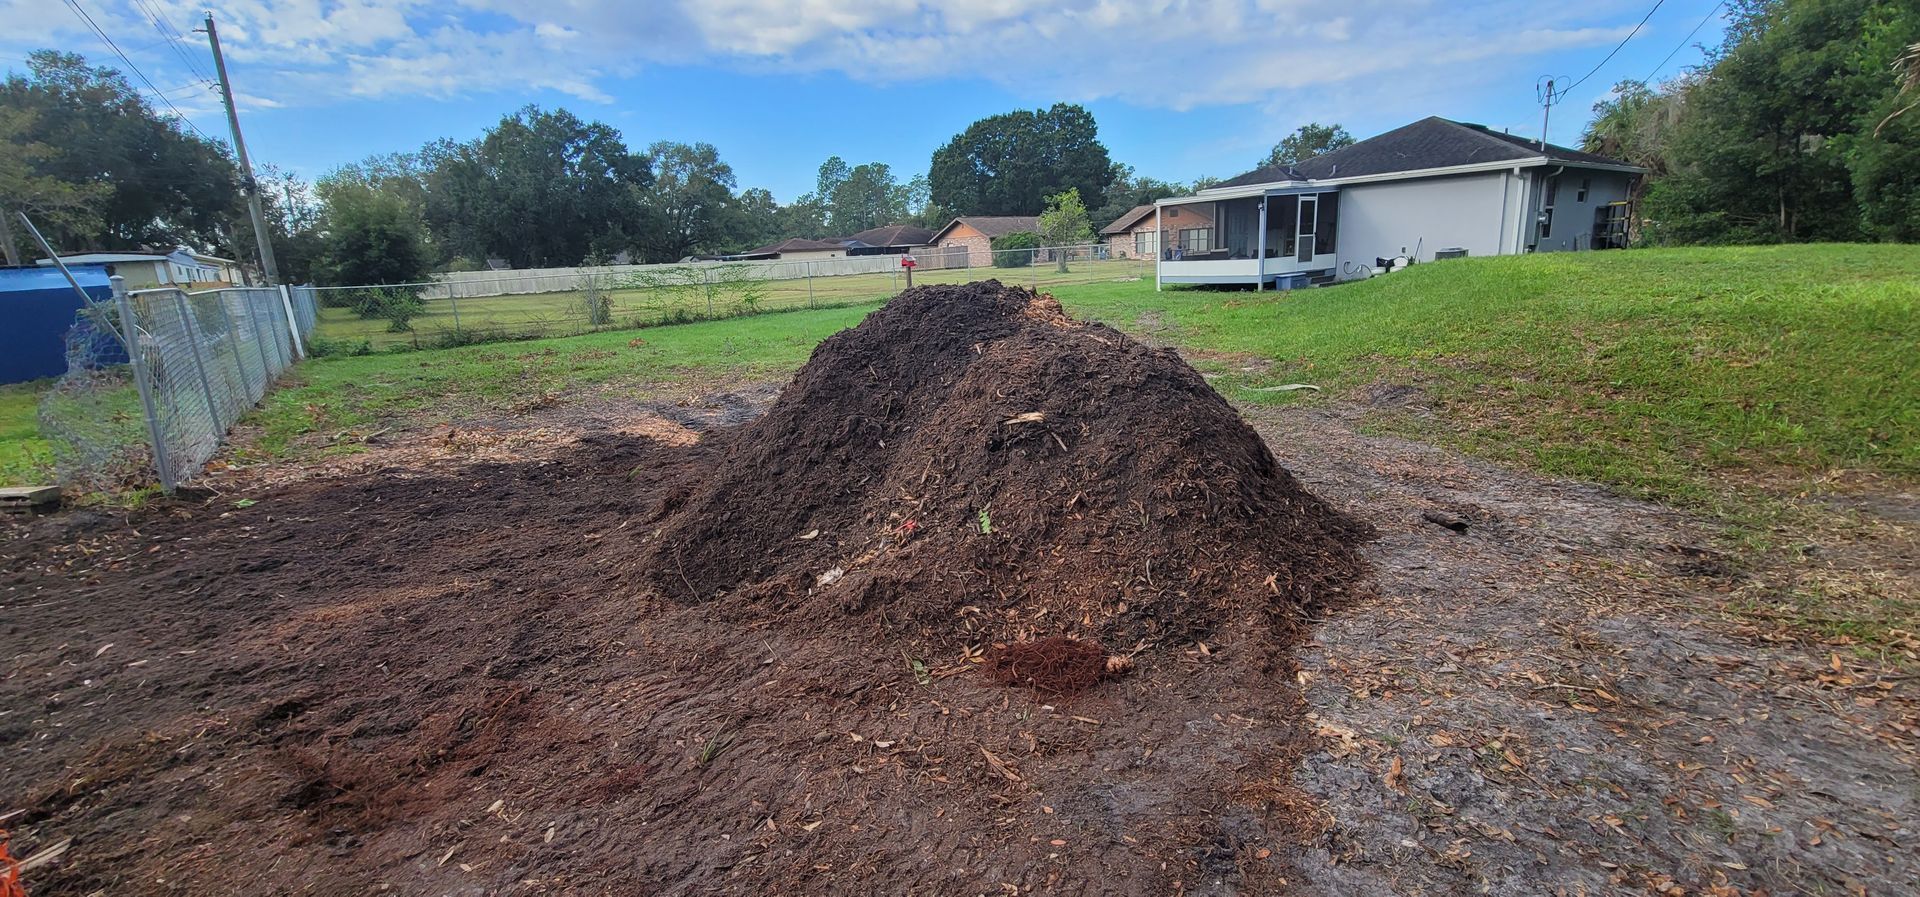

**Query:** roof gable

left=933, top=216, right=1041, bottom=241
left=1215, top=117, right=1636, bottom=189
left=1099, top=204, right=1158, bottom=235
left=847, top=224, right=935, bottom=247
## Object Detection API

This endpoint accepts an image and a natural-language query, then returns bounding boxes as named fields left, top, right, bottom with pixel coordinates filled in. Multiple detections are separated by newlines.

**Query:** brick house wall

left=937, top=221, right=993, bottom=267
left=1106, top=226, right=1160, bottom=260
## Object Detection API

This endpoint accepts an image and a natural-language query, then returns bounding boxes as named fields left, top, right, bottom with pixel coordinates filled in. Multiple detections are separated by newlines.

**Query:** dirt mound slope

left=639, top=280, right=1370, bottom=645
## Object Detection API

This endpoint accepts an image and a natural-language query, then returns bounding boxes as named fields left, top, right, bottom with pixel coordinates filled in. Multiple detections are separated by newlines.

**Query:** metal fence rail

left=37, top=275, right=316, bottom=492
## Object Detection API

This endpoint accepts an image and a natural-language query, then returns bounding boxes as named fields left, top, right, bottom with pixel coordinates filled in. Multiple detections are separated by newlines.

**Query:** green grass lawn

left=271, top=244, right=1919, bottom=512
left=0, top=381, right=54, bottom=485
left=312, top=257, right=1156, bottom=347
left=250, top=303, right=884, bottom=459
left=1056, top=244, right=1918, bottom=513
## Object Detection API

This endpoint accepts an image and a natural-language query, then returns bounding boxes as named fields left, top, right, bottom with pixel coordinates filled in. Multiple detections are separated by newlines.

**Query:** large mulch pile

left=639, top=280, right=1370, bottom=647
left=1, top=281, right=1374, bottom=896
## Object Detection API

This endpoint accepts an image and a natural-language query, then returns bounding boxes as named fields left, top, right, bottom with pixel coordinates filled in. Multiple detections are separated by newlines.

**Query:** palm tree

left=1876, top=41, right=1920, bottom=136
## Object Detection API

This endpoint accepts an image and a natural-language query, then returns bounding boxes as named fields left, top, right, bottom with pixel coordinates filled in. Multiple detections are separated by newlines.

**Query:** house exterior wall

left=1526, top=168, right=1634, bottom=252
left=1157, top=203, right=1216, bottom=256
left=109, top=260, right=171, bottom=289
left=1334, top=172, right=1511, bottom=274
left=1106, top=224, right=1160, bottom=259
left=937, top=222, right=993, bottom=267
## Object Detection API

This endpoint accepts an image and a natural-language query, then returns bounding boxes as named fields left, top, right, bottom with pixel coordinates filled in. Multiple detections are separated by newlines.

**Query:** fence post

left=246, top=289, right=276, bottom=386
left=806, top=262, right=814, bottom=309
left=449, top=286, right=463, bottom=334
left=703, top=267, right=714, bottom=318
left=278, top=284, right=306, bottom=359
left=173, top=290, right=225, bottom=430
left=111, top=277, right=176, bottom=492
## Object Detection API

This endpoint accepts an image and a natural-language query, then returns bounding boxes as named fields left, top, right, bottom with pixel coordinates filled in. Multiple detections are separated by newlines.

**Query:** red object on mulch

left=0, top=828, right=26, bottom=897
left=638, top=280, right=1371, bottom=647
left=982, top=637, right=1117, bottom=694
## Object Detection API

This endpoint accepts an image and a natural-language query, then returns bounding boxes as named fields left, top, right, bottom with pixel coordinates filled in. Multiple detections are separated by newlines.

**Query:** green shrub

left=991, top=232, right=1039, bottom=268
left=350, top=286, right=427, bottom=332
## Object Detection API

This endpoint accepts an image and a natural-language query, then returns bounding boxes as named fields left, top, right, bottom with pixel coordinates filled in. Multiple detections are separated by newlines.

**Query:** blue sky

left=10, top=1, right=1729, bottom=203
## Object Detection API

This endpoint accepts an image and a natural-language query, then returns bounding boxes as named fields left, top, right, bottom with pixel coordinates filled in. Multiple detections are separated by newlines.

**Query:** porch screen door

left=1296, top=196, right=1317, bottom=262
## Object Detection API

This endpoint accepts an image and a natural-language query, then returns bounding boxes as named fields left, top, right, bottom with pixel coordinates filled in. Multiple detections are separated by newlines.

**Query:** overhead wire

left=131, top=0, right=214, bottom=86
left=1554, top=0, right=1669, bottom=101
left=59, top=0, right=217, bottom=142
left=1639, top=0, right=1728, bottom=86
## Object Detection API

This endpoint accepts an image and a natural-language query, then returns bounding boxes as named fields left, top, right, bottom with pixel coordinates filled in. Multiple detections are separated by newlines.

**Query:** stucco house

left=927, top=216, right=1041, bottom=268
left=1153, top=117, right=1642, bottom=289
left=35, top=247, right=242, bottom=289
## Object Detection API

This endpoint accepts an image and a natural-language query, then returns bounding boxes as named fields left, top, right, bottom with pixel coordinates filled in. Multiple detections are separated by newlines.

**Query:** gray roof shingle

left=1215, top=117, right=1637, bottom=189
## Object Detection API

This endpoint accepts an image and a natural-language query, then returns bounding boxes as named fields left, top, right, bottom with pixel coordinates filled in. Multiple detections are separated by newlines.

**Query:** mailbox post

left=900, top=254, right=916, bottom=289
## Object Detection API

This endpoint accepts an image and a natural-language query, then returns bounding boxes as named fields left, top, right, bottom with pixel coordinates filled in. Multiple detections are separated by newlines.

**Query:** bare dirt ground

left=3, top=377, right=1914, bottom=896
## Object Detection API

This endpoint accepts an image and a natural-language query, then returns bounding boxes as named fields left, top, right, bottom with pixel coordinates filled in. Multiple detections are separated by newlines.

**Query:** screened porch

left=1154, top=188, right=1340, bottom=287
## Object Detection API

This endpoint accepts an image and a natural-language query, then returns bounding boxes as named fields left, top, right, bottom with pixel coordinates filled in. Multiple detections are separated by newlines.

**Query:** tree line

left=0, top=52, right=1190, bottom=286
left=1581, top=0, right=1919, bottom=243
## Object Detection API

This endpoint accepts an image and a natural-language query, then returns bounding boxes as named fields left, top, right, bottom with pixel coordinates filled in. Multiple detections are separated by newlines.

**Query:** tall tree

left=1640, top=0, right=1920, bottom=243
left=420, top=106, right=651, bottom=267
left=0, top=104, right=108, bottom=265
left=1091, top=163, right=1183, bottom=230
left=318, top=182, right=431, bottom=286
left=828, top=162, right=908, bottom=234
left=1261, top=123, right=1354, bottom=169
left=1, top=50, right=240, bottom=255
left=637, top=141, right=739, bottom=261
left=929, top=104, right=1113, bottom=216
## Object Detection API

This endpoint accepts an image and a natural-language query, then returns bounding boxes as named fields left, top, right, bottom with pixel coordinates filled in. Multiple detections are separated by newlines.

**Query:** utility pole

left=1536, top=76, right=1558, bottom=150
left=202, top=12, right=280, bottom=285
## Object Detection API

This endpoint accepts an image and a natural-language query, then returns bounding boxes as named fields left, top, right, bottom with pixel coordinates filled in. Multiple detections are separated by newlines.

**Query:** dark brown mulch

left=638, top=280, right=1372, bottom=647
left=0, top=283, right=1372, bottom=896
left=982, top=637, right=1122, bottom=694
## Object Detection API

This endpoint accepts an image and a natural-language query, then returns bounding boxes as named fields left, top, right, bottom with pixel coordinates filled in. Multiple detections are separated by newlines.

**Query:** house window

left=1134, top=231, right=1153, bottom=257
left=1577, top=178, right=1590, bottom=203
left=1179, top=228, right=1212, bottom=253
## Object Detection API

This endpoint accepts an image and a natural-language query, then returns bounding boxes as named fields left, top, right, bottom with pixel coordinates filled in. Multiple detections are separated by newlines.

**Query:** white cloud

left=6, top=0, right=1638, bottom=117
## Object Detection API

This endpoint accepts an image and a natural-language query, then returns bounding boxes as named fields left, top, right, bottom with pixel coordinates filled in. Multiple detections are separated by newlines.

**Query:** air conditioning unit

left=1435, top=248, right=1469, bottom=260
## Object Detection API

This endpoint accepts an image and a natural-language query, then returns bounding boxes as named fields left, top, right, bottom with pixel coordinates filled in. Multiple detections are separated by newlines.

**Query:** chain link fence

left=310, top=243, right=1152, bottom=349
left=37, top=278, right=315, bottom=492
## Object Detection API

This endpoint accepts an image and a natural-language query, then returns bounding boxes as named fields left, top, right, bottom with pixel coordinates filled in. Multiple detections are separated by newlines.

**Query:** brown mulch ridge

left=637, top=279, right=1372, bottom=647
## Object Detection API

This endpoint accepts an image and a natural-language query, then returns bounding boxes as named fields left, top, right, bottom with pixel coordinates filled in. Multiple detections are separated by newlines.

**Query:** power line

left=1640, top=0, right=1727, bottom=85
left=59, top=0, right=216, bottom=142
left=1555, top=0, right=1669, bottom=101
left=131, top=0, right=213, bottom=84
